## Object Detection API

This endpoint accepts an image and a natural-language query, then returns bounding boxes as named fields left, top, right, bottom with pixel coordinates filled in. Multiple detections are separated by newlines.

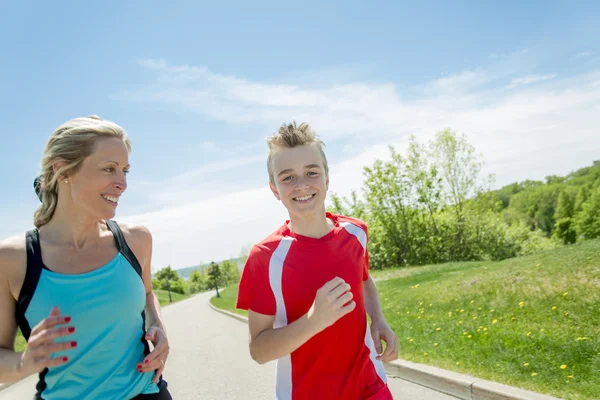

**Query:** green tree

left=155, top=266, right=181, bottom=283
left=575, top=188, right=600, bottom=239
left=154, top=266, right=185, bottom=301
left=220, top=259, right=241, bottom=287
left=430, top=129, right=491, bottom=260
left=207, top=262, right=221, bottom=298
left=189, top=269, right=209, bottom=294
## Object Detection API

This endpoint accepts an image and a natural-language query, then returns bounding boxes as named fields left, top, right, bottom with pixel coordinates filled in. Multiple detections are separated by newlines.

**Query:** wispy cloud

left=576, top=51, right=594, bottom=58
left=506, top=74, right=557, bottom=89
left=114, top=58, right=600, bottom=269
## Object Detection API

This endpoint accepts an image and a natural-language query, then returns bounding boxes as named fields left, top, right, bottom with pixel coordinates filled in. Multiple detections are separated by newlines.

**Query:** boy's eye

left=282, top=176, right=293, bottom=182
left=307, top=171, right=318, bottom=176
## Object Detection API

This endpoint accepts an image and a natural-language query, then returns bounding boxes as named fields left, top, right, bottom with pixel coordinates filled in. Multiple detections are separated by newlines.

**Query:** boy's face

left=269, top=144, right=329, bottom=219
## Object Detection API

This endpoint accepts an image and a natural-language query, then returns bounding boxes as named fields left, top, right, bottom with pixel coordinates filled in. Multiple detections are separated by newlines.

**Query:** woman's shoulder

left=107, top=221, right=152, bottom=261
left=0, top=233, right=27, bottom=296
left=0, top=234, right=27, bottom=268
left=112, top=221, right=152, bottom=243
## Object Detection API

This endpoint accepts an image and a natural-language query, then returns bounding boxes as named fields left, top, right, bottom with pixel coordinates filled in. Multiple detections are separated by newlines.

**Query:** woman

left=0, top=116, right=171, bottom=399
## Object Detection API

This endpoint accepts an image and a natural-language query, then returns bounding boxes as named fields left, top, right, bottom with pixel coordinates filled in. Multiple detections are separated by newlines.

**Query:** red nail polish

left=144, top=360, right=149, bottom=364
left=71, top=341, right=77, bottom=347
left=62, top=357, right=68, bottom=362
left=65, top=317, right=71, bottom=322
left=68, top=327, right=75, bottom=333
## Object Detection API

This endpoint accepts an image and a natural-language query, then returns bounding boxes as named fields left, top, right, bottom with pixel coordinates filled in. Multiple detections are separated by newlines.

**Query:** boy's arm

left=363, top=274, right=399, bottom=363
left=248, top=311, right=320, bottom=364
left=248, top=277, right=355, bottom=364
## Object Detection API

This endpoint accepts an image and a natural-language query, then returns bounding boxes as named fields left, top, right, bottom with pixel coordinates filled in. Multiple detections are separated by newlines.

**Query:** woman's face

left=63, top=137, right=130, bottom=220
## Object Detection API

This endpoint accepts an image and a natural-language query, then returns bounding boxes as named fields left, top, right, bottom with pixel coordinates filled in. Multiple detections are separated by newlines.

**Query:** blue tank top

left=15, top=220, right=159, bottom=399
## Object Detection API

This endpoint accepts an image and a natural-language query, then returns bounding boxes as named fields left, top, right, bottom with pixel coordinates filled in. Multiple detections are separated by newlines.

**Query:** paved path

left=1, top=291, right=457, bottom=399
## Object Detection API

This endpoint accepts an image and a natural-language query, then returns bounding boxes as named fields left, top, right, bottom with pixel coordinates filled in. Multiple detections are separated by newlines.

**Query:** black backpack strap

left=105, top=220, right=143, bottom=279
left=15, top=229, right=44, bottom=340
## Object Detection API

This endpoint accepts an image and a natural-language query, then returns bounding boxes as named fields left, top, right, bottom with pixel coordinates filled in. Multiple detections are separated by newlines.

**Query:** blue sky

left=1, top=1, right=599, bottom=270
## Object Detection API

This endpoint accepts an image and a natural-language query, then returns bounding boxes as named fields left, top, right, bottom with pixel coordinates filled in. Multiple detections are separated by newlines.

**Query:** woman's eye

left=104, top=167, right=114, bottom=173
left=124, top=170, right=130, bottom=175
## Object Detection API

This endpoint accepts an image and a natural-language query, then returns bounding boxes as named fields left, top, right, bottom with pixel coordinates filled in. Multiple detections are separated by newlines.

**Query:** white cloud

left=113, top=60, right=600, bottom=269
left=576, top=51, right=594, bottom=58
left=506, top=74, right=557, bottom=89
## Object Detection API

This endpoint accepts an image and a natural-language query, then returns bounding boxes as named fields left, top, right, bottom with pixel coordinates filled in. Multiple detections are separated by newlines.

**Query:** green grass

left=209, top=286, right=247, bottom=317
left=210, top=240, right=600, bottom=400
left=154, top=289, right=191, bottom=307
left=377, top=239, right=600, bottom=400
left=14, top=289, right=191, bottom=353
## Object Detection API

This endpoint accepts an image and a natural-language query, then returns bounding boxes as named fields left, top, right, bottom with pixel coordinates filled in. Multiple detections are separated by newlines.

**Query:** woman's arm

left=0, top=237, right=75, bottom=383
left=123, top=224, right=168, bottom=383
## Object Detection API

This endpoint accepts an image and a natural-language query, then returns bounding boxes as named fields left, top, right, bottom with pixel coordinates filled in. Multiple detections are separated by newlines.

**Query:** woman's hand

left=137, top=326, right=169, bottom=384
left=20, top=306, right=77, bottom=374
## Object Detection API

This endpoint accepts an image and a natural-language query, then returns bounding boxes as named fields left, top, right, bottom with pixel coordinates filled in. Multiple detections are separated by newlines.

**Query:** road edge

left=208, top=301, right=563, bottom=400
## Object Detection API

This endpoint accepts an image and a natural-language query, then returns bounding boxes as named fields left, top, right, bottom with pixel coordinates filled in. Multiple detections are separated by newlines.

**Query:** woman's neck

left=41, top=207, right=102, bottom=250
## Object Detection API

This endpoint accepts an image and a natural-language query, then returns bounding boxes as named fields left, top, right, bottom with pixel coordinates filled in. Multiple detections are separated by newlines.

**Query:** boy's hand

left=370, top=319, right=399, bottom=363
left=307, top=277, right=356, bottom=332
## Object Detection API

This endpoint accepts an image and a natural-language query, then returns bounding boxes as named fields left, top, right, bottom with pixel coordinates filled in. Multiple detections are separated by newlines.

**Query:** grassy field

left=210, top=239, right=600, bottom=400
left=209, top=286, right=247, bottom=317
left=14, top=289, right=191, bottom=353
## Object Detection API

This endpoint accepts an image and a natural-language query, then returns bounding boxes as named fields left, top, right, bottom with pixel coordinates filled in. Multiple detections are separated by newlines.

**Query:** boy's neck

left=288, top=212, right=334, bottom=239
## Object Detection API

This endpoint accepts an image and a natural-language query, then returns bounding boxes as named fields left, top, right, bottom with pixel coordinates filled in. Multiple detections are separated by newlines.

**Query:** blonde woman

left=0, top=116, right=171, bottom=399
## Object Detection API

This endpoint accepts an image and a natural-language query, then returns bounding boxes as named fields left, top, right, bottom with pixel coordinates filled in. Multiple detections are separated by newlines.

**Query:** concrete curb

left=209, top=301, right=563, bottom=400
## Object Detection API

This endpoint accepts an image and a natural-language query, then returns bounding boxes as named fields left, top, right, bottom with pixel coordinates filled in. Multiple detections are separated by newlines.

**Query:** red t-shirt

left=237, top=213, right=392, bottom=400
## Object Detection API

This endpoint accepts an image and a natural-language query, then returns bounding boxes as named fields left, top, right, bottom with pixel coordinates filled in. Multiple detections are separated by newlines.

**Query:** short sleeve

left=236, top=246, right=276, bottom=315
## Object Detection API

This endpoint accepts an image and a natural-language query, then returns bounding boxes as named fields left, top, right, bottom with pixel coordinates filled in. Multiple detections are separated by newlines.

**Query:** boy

left=236, top=122, right=399, bottom=399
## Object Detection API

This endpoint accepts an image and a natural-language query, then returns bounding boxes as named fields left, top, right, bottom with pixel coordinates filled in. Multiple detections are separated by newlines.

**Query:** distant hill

left=170, top=256, right=246, bottom=280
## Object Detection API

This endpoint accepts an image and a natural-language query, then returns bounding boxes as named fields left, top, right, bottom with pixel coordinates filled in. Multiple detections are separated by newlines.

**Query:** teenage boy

left=236, top=122, right=399, bottom=399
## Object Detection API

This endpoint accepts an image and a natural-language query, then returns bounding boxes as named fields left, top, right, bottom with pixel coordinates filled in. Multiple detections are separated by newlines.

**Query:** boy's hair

left=266, top=121, right=329, bottom=186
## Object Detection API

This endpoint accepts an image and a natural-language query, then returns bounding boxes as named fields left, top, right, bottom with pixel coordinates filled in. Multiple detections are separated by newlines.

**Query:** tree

left=220, top=259, right=241, bottom=287
left=207, top=262, right=221, bottom=298
left=574, top=187, right=600, bottom=240
left=189, top=269, right=209, bottom=294
left=154, top=266, right=185, bottom=301
left=155, top=266, right=181, bottom=283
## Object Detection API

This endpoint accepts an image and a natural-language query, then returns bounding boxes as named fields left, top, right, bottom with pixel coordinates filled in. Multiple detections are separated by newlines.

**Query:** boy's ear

left=269, top=181, right=281, bottom=201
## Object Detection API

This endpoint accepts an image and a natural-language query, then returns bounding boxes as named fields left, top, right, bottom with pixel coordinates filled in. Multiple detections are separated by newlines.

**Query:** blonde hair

left=34, top=115, right=131, bottom=228
left=266, top=121, right=328, bottom=185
